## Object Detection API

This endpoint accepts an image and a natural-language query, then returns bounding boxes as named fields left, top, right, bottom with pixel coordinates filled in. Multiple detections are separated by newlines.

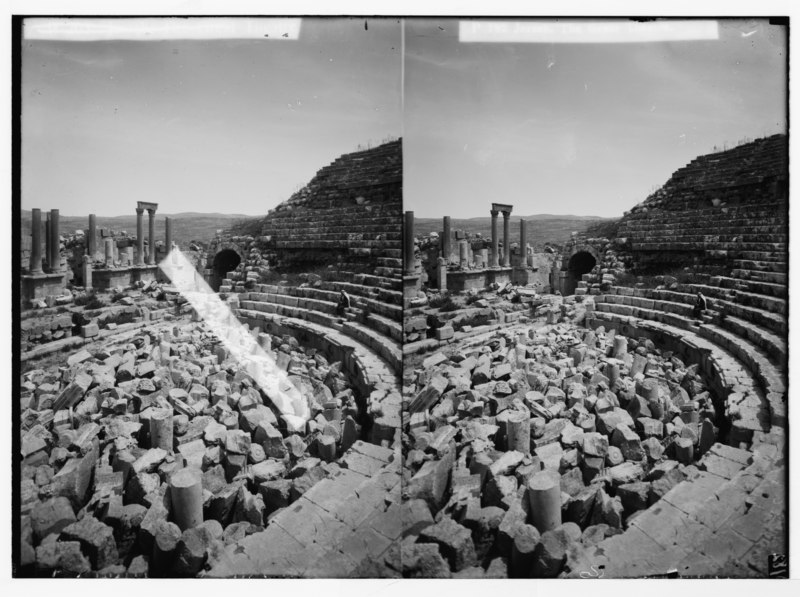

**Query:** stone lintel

left=21, top=272, right=66, bottom=281
left=491, top=203, right=514, bottom=214
left=137, top=201, right=159, bottom=212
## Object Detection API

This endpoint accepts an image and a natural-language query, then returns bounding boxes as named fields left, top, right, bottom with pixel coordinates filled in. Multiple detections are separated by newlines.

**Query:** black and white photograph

left=6, top=3, right=797, bottom=589
left=13, top=15, right=403, bottom=578
left=401, top=17, right=788, bottom=579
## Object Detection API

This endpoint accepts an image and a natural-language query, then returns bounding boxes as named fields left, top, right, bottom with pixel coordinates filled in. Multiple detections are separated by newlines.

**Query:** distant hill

left=19, top=211, right=259, bottom=248
left=414, top=214, right=617, bottom=249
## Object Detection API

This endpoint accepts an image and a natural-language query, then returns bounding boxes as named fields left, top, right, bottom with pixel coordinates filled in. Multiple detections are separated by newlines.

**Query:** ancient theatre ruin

left=18, top=139, right=404, bottom=577
left=400, top=134, right=788, bottom=578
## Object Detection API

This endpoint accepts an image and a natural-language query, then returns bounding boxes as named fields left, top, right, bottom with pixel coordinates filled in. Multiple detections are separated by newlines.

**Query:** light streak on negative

left=158, top=248, right=310, bottom=432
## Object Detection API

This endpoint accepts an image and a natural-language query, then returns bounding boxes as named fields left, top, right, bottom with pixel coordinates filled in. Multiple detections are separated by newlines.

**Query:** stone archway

left=562, top=249, right=598, bottom=295
left=210, top=248, right=242, bottom=292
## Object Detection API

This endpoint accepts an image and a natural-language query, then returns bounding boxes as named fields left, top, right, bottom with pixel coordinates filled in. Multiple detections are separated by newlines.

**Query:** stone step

left=620, top=216, right=787, bottom=231
left=621, top=218, right=787, bottom=231
left=339, top=272, right=403, bottom=291
left=237, top=299, right=401, bottom=375
left=366, top=312, right=403, bottom=343
left=274, top=239, right=402, bottom=250
left=587, top=311, right=777, bottom=444
left=206, top=443, right=401, bottom=577
left=374, top=266, right=403, bottom=278
left=376, top=257, right=403, bottom=268
left=717, top=315, right=786, bottom=366
left=319, top=281, right=403, bottom=315
left=730, top=269, right=787, bottom=285
left=698, top=323, right=786, bottom=400
left=732, top=259, right=787, bottom=273
left=235, top=308, right=399, bottom=389
left=632, top=288, right=786, bottom=337
left=595, top=292, right=786, bottom=398
left=569, top=441, right=785, bottom=578
left=709, top=276, right=787, bottom=298
left=679, top=283, right=786, bottom=315
left=728, top=251, right=786, bottom=262
left=340, top=320, right=402, bottom=374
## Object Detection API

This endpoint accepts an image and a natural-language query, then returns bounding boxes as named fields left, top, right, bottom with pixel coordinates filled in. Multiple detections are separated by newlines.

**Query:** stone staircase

left=567, top=439, right=786, bottom=578
left=259, top=139, right=402, bottom=270
left=234, top=280, right=402, bottom=374
left=614, top=135, right=787, bottom=271
left=206, top=441, right=401, bottom=578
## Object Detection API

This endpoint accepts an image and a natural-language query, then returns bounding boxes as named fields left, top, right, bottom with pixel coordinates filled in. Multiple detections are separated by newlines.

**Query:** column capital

left=501, top=210, right=511, bottom=218
left=490, top=209, right=499, bottom=217
left=136, top=207, right=145, bottom=215
left=147, top=208, right=157, bottom=215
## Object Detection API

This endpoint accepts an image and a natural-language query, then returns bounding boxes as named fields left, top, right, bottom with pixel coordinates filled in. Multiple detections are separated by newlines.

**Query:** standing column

left=104, top=238, right=115, bottom=267
left=136, top=208, right=145, bottom=266
left=87, top=214, right=97, bottom=258
left=490, top=209, right=499, bottom=268
left=502, top=211, right=511, bottom=267
left=442, top=216, right=451, bottom=262
left=49, top=209, right=61, bottom=272
left=136, top=207, right=144, bottom=265
left=147, top=208, right=156, bottom=265
left=165, top=217, right=173, bottom=255
left=82, top=255, right=92, bottom=289
left=519, top=219, right=528, bottom=266
left=29, top=208, right=43, bottom=275
left=404, top=211, right=416, bottom=276
left=45, top=216, right=52, bottom=272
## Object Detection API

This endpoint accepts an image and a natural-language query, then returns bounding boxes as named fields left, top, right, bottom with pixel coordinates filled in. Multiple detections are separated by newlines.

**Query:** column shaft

left=165, top=217, right=173, bottom=253
left=50, top=209, right=61, bottom=272
left=136, top=208, right=145, bottom=265
left=519, top=219, right=528, bottom=265
left=490, top=210, right=499, bottom=268
left=442, top=216, right=451, bottom=262
left=45, top=217, right=51, bottom=272
left=147, top=209, right=156, bottom=265
left=502, top=212, right=511, bottom=267
left=88, top=214, right=97, bottom=257
left=30, top=208, right=43, bottom=274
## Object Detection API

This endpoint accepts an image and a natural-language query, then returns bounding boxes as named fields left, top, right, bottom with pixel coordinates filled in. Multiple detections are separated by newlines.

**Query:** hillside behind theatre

left=19, top=211, right=254, bottom=249
left=609, top=134, right=788, bottom=273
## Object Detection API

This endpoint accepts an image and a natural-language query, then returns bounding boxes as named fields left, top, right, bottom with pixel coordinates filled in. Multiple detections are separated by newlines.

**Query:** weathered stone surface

left=60, top=515, right=119, bottom=570
left=417, top=516, right=477, bottom=572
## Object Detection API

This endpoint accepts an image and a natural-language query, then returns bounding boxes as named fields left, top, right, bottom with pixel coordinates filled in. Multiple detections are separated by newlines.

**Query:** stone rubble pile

left=19, top=319, right=365, bottom=576
left=401, top=318, right=720, bottom=578
left=22, top=284, right=180, bottom=351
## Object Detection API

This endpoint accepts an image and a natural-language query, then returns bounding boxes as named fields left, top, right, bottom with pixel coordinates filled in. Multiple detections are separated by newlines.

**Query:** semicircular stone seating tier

left=214, top=141, right=404, bottom=446
left=571, top=135, right=787, bottom=578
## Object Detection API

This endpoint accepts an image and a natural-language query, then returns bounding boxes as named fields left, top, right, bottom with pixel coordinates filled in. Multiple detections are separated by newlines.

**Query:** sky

left=404, top=18, right=787, bottom=218
left=21, top=17, right=402, bottom=216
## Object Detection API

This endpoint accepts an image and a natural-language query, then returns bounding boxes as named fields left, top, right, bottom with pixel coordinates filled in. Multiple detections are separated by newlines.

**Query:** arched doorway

left=563, top=250, right=597, bottom=295
left=210, top=249, right=242, bottom=291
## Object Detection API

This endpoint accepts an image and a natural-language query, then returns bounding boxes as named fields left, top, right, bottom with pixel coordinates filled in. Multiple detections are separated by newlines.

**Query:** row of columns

left=28, top=208, right=61, bottom=275
left=135, top=207, right=160, bottom=265
left=87, top=209, right=169, bottom=267
left=28, top=206, right=172, bottom=275
left=490, top=207, right=513, bottom=268
left=401, top=207, right=529, bottom=277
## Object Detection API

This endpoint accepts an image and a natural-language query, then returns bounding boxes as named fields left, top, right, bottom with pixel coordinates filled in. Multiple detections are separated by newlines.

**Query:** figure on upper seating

left=693, top=292, right=708, bottom=319
left=336, top=290, right=351, bottom=317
